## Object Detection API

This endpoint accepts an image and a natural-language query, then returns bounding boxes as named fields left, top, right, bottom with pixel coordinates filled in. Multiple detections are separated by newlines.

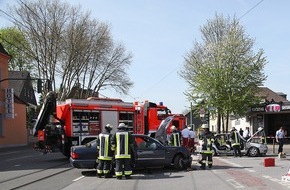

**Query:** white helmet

left=118, top=123, right=126, bottom=129
left=105, top=124, right=113, bottom=131
left=201, top=124, right=209, bottom=129
left=171, top=125, right=176, bottom=131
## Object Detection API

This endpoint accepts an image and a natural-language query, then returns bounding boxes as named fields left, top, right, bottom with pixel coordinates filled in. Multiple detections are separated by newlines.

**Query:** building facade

left=0, top=44, right=28, bottom=147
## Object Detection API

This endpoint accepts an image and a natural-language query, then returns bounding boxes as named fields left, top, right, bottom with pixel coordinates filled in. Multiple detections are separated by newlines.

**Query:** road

left=1, top=145, right=290, bottom=190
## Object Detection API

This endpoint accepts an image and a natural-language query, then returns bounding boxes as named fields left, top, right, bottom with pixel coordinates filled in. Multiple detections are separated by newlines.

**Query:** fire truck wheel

left=173, top=155, right=185, bottom=170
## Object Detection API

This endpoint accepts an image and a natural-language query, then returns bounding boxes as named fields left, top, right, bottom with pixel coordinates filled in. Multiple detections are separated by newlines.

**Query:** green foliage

left=0, top=27, right=35, bottom=73
left=181, top=14, right=267, bottom=122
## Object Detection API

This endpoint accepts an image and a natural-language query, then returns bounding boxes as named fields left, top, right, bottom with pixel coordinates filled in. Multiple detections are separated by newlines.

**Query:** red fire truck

left=33, top=92, right=186, bottom=157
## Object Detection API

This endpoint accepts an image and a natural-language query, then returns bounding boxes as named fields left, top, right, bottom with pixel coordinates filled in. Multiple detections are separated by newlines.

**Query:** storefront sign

left=282, top=105, right=290, bottom=110
left=251, top=107, right=265, bottom=112
left=265, top=103, right=281, bottom=112
left=5, top=88, right=14, bottom=119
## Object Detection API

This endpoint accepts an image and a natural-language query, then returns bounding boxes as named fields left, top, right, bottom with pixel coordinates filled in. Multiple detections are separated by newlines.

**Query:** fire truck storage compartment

left=72, top=109, right=101, bottom=139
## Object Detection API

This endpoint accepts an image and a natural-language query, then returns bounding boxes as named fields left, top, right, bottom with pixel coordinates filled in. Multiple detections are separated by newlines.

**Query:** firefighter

left=230, top=127, right=242, bottom=157
left=96, top=124, right=114, bottom=178
left=111, top=123, right=134, bottom=180
left=199, top=124, right=214, bottom=170
left=168, top=125, right=181, bottom=146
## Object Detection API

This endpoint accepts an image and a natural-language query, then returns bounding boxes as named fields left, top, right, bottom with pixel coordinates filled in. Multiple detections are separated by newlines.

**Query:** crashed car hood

left=155, top=116, right=174, bottom=144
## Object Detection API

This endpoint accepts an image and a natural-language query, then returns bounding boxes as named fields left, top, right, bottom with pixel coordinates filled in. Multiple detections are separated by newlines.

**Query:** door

left=133, top=136, right=166, bottom=168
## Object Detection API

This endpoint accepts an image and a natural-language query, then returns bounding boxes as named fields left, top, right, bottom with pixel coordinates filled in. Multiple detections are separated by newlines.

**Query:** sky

left=0, top=0, right=290, bottom=114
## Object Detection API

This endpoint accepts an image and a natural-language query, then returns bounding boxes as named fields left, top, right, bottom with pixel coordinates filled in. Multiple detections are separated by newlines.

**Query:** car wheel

left=248, top=147, right=259, bottom=157
left=173, top=155, right=185, bottom=170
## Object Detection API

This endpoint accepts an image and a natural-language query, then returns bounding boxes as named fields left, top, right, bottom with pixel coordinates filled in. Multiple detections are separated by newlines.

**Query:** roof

left=257, top=87, right=288, bottom=103
left=8, top=71, right=37, bottom=106
left=8, top=71, right=28, bottom=96
left=0, top=43, right=10, bottom=57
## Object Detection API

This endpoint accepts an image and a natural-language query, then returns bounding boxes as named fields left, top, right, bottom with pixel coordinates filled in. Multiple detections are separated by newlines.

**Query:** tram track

left=0, top=162, right=73, bottom=190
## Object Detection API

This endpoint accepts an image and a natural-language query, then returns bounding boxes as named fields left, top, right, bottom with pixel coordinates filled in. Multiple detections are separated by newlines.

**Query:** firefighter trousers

left=201, top=153, right=213, bottom=169
left=97, top=160, right=112, bottom=177
left=115, top=158, right=132, bottom=177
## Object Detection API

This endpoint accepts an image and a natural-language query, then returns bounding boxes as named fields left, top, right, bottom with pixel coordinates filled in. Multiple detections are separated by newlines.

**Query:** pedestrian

left=243, top=127, right=251, bottom=140
left=239, top=128, right=244, bottom=150
left=111, top=123, right=134, bottom=180
left=168, top=125, right=181, bottom=146
left=230, top=127, right=242, bottom=157
left=199, top=124, right=214, bottom=169
left=276, top=126, right=285, bottom=156
left=239, top=128, right=244, bottom=136
left=188, top=126, right=195, bottom=153
left=181, top=125, right=190, bottom=148
left=96, top=124, right=114, bottom=178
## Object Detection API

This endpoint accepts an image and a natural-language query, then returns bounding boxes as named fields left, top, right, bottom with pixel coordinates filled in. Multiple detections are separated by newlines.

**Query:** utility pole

left=190, top=102, right=194, bottom=130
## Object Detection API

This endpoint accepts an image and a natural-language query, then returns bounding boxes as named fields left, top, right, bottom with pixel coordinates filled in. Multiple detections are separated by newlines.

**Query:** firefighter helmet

left=105, top=124, right=113, bottom=131
left=118, top=123, right=126, bottom=129
left=171, top=125, right=176, bottom=131
left=201, top=124, right=209, bottom=129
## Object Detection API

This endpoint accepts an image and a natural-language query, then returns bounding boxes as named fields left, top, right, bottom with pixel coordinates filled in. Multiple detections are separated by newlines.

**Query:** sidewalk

left=190, top=143, right=290, bottom=163
left=267, top=143, right=290, bottom=156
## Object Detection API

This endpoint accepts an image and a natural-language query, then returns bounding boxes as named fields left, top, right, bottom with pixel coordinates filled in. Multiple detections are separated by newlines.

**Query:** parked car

left=196, top=127, right=268, bottom=157
left=70, top=134, right=192, bottom=171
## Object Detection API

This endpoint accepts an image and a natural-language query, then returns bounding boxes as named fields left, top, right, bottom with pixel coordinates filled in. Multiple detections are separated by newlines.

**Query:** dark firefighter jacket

left=97, top=131, right=114, bottom=160
left=111, top=129, right=134, bottom=159
left=200, top=131, right=214, bottom=154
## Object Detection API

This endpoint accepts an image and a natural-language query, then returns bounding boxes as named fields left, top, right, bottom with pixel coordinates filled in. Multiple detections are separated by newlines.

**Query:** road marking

left=218, top=158, right=290, bottom=188
left=0, top=151, right=19, bottom=156
left=226, top=179, right=244, bottom=188
left=216, top=157, right=243, bottom=167
left=263, top=175, right=290, bottom=188
left=244, top=168, right=256, bottom=173
left=73, top=176, right=85, bottom=182
left=6, top=155, right=33, bottom=162
left=212, top=169, right=222, bottom=173
left=217, top=157, right=256, bottom=173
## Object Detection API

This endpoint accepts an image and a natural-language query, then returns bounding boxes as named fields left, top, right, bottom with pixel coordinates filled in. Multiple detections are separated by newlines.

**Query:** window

left=119, top=112, right=134, bottom=130
left=135, top=136, right=157, bottom=150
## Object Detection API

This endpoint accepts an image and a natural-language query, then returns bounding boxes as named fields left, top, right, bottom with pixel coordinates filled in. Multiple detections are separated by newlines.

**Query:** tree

left=2, top=0, right=133, bottom=99
left=0, top=27, right=35, bottom=73
left=180, top=14, right=267, bottom=132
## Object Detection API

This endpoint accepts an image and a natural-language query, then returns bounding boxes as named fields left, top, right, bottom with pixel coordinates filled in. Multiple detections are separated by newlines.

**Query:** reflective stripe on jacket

left=200, top=131, right=214, bottom=154
left=98, top=133, right=113, bottom=160
left=231, top=131, right=240, bottom=146
left=114, top=131, right=131, bottom=159
left=201, top=138, right=213, bottom=154
left=172, top=132, right=181, bottom=147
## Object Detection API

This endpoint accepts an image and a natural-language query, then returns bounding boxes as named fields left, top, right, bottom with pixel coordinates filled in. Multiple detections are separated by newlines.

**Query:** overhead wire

left=238, top=0, right=264, bottom=20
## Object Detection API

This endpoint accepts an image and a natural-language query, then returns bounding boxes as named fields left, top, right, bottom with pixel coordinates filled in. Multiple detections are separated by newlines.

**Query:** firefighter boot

left=200, top=163, right=206, bottom=170
left=116, top=176, right=122, bottom=180
left=208, top=164, right=212, bottom=169
left=125, top=175, right=132, bottom=179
